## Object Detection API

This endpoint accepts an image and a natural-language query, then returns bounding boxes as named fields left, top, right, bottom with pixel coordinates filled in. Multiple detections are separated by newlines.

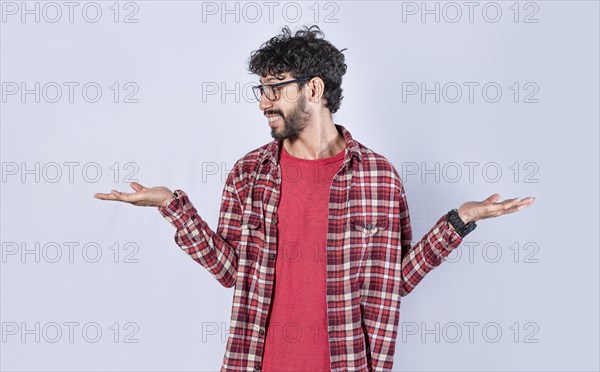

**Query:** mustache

left=264, top=109, right=284, bottom=118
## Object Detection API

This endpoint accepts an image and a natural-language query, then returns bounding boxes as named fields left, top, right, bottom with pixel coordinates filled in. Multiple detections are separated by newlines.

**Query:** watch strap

left=446, top=209, right=477, bottom=238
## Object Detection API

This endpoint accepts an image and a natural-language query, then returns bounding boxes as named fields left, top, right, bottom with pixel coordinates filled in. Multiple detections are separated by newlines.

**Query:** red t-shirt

left=261, top=144, right=345, bottom=372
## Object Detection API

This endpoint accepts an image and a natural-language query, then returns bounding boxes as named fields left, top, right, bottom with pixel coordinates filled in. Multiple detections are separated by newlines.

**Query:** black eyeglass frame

left=252, top=77, right=312, bottom=102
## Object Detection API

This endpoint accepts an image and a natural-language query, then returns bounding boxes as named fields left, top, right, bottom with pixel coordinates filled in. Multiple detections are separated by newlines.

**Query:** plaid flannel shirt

left=159, top=124, right=463, bottom=371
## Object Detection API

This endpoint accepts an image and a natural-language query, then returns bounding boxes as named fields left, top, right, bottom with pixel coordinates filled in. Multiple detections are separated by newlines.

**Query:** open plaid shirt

left=159, top=124, right=463, bottom=371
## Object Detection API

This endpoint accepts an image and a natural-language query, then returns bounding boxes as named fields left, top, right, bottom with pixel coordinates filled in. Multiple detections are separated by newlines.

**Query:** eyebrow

left=259, top=77, right=281, bottom=84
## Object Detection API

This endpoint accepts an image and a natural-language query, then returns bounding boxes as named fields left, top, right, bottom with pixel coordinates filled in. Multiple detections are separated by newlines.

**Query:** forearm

left=399, top=214, right=462, bottom=296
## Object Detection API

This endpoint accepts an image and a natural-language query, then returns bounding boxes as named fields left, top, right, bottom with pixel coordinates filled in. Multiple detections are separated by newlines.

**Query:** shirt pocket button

left=241, top=212, right=264, bottom=262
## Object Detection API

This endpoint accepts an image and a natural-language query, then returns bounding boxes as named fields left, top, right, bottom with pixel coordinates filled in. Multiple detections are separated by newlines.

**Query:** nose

left=259, top=92, right=273, bottom=111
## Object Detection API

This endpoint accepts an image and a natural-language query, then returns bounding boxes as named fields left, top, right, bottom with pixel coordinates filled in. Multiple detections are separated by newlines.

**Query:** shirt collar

left=259, top=124, right=363, bottom=166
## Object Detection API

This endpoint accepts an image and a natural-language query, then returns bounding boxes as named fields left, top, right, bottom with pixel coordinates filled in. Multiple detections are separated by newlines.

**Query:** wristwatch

left=446, top=209, right=477, bottom=238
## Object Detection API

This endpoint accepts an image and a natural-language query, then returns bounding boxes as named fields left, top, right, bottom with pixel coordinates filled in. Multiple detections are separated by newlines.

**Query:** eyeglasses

left=252, top=77, right=312, bottom=102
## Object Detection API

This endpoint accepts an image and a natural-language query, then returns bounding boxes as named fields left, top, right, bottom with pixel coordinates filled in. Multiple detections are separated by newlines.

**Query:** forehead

left=259, top=72, right=292, bottom=84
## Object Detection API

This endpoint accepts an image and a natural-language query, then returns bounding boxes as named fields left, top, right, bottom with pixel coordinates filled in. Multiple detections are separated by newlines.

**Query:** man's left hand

left=457, top=194, right=536, bottom=224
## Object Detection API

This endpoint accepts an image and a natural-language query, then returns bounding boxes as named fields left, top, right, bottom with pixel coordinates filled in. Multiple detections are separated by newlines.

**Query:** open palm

left=458, top=194, right=536, bottom=223
left=94, top=182, right=175, bottom=208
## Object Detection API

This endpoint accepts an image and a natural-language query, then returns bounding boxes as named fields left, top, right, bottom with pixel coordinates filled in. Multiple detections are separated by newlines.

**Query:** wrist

left=446, top=209, right=477, bottom=238
left=457, top=206, right=474, bottom=224
left=161, top=192, right=176, bottom=207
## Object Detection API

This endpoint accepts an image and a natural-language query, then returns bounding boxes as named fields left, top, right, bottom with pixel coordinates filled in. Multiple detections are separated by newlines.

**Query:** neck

left=282, top=114, right=346, bottom=160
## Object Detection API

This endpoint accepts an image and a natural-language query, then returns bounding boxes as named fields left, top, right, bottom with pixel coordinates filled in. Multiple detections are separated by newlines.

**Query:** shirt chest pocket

left=240, top=211, right=264, bottom=261
left=352, top=215, right=390, bottom=263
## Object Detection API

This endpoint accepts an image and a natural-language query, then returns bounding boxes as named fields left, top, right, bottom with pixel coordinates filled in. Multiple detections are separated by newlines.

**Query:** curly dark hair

left=248, top=25, right=347, bottom=114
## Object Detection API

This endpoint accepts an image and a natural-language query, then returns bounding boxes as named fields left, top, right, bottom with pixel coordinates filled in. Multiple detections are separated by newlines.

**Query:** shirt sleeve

left=157, top=170, right=244, bottom=288
left=360, top=177, right=463, bottom=371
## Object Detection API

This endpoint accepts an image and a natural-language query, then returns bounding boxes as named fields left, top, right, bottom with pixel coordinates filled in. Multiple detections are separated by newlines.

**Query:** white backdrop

left=1, top=1, right=599, bottom=371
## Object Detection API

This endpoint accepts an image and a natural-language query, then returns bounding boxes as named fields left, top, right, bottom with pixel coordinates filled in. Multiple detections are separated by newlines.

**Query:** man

left=95, top=25, right=535, bottom=372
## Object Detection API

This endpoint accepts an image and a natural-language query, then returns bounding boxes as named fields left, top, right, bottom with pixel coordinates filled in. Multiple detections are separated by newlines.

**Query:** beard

left=268, top=95, right=311, bottom=141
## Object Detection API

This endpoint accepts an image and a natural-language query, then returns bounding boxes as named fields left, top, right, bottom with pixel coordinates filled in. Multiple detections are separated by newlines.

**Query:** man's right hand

left=94, top=182, right=175, bottom=208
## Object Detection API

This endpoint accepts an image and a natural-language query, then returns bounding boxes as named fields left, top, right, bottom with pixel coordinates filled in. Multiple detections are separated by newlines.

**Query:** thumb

left=130, top=182, right=145, bottom=192
left=484, top=193, right=501, bottom=204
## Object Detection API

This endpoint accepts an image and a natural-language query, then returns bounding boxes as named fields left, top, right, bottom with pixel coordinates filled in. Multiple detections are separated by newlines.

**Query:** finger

left=115, top=191, right=134, bottom=196
left=490, top=197, right=536, bottom=217
left=130, top=182, right=145, bottom=192
left=513, top=203, right=533, bottom=212
left=503, top=198, right=525, bottom=209
left=112, top=190, right=147, bottom=204
left=111, top=190, right=131, bottom=202
left=513, top=197, right=536, bottom=208
left=504, top=197, right=536, bottom=207
left=501, top=202, right=534, bottom=215
left=112, top=190, right=140, bottom=204
left=94, top=192, right=121, bottom=201
left=484, top=194, right=502, bottom=204
left=497, top=197, right=521, bottom=206
left=480, top=198, right=521, bottom=217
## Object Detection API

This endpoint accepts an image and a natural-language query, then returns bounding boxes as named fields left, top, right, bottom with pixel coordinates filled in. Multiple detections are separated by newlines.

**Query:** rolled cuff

left=158, top=189, right=198, bottom=229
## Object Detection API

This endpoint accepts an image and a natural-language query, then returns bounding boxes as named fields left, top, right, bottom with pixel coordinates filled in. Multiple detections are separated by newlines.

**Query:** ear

left=308, top=77, right=325, bottom=103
